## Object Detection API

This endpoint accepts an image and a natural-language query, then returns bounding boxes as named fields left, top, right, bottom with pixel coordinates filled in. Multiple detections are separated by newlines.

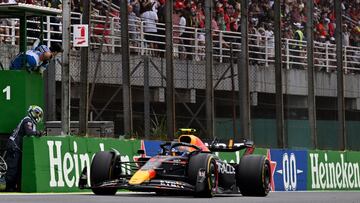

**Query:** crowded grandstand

left=0, top=0, right=359, bottom=70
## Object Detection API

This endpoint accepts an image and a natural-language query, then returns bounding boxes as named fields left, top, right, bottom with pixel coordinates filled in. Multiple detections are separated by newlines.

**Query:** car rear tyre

left=236, top=154, right=271, bottom=196
left=90, top=151, right=118, bottom=195
left=188, top=153, right=217, bottom=197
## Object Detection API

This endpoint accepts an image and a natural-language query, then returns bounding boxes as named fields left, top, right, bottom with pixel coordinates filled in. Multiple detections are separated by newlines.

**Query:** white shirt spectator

left=264, top=30, right=274, bottom=57
left=179, top=16, right=186, bottom=36
left=140, top=10, right=158, bottom=33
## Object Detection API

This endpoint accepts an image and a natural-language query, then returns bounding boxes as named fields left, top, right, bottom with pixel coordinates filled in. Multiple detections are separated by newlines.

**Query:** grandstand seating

left=0, top=0, right=359, bottom=71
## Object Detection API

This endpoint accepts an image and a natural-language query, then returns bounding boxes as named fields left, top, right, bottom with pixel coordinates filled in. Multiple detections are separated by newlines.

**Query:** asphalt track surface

left=0, top=191, right=360, bottom=203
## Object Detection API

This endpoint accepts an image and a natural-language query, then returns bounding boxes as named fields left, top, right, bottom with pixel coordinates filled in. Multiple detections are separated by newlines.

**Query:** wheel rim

left=263, top=163, right=270, bottom=191
left=209, top=162, right=217, bottom=192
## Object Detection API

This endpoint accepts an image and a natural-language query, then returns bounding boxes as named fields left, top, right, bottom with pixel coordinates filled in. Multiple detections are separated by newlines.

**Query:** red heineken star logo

left=266, top=150, right=277, bottom=191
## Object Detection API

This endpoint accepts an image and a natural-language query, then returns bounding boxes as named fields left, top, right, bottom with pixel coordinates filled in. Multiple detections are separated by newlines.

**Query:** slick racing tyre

left=188, top=153, right=217, bottom=197
left=236, top=154, right=271, bottom=196
left=90, top=151, right=118, bottom=195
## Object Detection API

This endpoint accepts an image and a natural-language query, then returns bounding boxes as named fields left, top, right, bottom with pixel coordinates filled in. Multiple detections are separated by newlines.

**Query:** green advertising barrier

left=21, top=136, right=141, bottom=192
left=307, top=150, right=360, bottom=190
left=0, top=71, right=44, bottom=134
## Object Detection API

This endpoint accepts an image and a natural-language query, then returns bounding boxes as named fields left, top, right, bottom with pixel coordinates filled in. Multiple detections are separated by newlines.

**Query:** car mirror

left=137, top=149, right=145, bottom=155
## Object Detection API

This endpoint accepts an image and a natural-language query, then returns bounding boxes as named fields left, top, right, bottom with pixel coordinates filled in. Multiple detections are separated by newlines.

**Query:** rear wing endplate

left=206, top=139, right=255, bottom=152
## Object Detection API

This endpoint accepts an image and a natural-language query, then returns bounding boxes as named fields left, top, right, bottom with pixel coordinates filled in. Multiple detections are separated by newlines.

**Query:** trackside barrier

left=307, top=150, right=360, bottom=191
left=270, top=149, right=308, bottom=191
left=0, top=71, right=44, bottom=134
left=20, top=137, right=360, bottom=192
left=21, top=136, right=140, bottom=192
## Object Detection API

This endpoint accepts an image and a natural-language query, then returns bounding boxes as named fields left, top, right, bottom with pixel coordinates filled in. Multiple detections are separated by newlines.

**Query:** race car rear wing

left=206, top=138, right=255, bottom=153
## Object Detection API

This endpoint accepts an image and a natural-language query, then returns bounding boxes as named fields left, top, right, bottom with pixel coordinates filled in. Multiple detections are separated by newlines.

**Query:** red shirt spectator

left=316, top=22, right=327, bottom=39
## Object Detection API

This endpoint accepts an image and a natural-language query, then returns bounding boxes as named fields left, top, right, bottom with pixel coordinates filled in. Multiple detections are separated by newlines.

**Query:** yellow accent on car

left=129, top=170, right=152, bottom=185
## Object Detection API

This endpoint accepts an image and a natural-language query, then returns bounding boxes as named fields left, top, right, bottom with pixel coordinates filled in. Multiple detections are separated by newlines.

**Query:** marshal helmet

left=28, top=105, right=43, bottom=124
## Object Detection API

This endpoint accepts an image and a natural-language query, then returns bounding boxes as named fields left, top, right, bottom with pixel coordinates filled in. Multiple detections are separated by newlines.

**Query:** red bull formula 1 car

left=79, top=134, right=271, bottom=197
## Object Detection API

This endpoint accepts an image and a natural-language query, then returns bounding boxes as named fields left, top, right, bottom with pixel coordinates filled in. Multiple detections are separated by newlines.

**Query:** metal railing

left=1, top=12, right=360, bottom=71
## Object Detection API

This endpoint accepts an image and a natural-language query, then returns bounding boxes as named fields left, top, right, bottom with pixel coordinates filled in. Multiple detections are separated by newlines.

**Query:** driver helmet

left=28, top=105, right=43, bottom=124
left=171, top=148, right=180, bottom=156
left=171, top=146, right=189, bottom=156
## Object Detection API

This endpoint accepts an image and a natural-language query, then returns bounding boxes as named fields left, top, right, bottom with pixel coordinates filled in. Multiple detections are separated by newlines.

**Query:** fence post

left=265, top=36, right=268, bottom=67
left=46, top=16, right=51, bottom=48
left=194, top=28, right=198, bottom=60
left=140, top=21, right=145, bottom=55
left=111, top=17, right=115, bottom=53
left=79, top=13, right=83, bottom=24
left=11, top=19, right=16, bottom=45
left=143, top=55, right=150, bottom=138
left=326, top=43, right=329, bottom=72
left=344, top=46, right=348, bottom=73
left=219, top=31, right=223, bottom=63
left=286, top=39, right=290, bottom=69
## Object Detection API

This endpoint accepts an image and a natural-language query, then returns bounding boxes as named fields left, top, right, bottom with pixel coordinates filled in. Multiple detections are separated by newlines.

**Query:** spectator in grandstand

left=351, top=22, right=360, bottom=47
left=291, top=22, right=305, bottom=69
left=193, top=2, right=205, bottom=29
left=130, top=0, right=141, bottom=16
left=216, top=5, right=226, bottom=31
left=172, top=2, right=181, bottom=58
left=91, top=2, right=113, bottom=51
left=0, top=0, right=16, bottom=3
left=45, top=0, right=62, bottom=9
left=156, top=0, right=165, bottom=56
left=248, top=24, right=261, bottom=65
left=129, top=4, right=139, bottom=47
left=195, top=31, right=205, bottom=61
left=343, top=24, right=350, bottom=47
left=178, top=9, right=186, bottom=59
left=182, top=0, right=195, bottom=60
left=9, top=43, right=63, bottom=74
left=5, top=105, right=45, bottom=192
left=264, top=23, right=275, bottom=59
left=140, top=1, right=158, bottom=55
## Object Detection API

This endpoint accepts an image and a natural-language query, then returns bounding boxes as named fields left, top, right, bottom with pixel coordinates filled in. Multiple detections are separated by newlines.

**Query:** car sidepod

left=215, top=159, right=236, bottom=191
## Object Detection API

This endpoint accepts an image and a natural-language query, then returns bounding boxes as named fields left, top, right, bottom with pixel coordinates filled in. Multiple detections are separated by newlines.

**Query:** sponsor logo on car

left=216, top=162, right=235, bottom=175
left=160, top=180, right=185, bottom=188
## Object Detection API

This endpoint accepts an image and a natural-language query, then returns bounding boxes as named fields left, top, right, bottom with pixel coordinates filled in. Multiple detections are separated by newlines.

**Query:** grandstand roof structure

left=0, top=3, right=61, bottom=18
left=0, top=3, right=62, bottom=52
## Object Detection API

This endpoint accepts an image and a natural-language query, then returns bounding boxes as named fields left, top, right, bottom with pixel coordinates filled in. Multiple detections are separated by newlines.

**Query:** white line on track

left=0, top=191, right=359, bottom=196
left=0, top=192, right=153, bottom=196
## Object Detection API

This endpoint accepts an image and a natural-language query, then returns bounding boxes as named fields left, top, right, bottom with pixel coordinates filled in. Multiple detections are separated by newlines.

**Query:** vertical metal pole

left=205, top=0, right=214, bottom=139
left=79, top=0, right=90, bottom=136
left=335, top=0, right=346, bottom=150
left=230, top=45, right=237, bottom=138
left=144, top=56, right=150, bottom=139
left=306, top=0, right=317, bottom=148
left=121, top=0, right=133, bottom=135
left=165, top=0, right=175, bottom=140
left=61, top=0, right=71, bottom=135
left=19, top=16, right=27, bottom=53
left=274, top=0, right=285, bottom=148
left=40, top=16, right=44, bottom=42
left=45, top=60, right=56, bottom=121
left=239, top=0, right=251, bottom=140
